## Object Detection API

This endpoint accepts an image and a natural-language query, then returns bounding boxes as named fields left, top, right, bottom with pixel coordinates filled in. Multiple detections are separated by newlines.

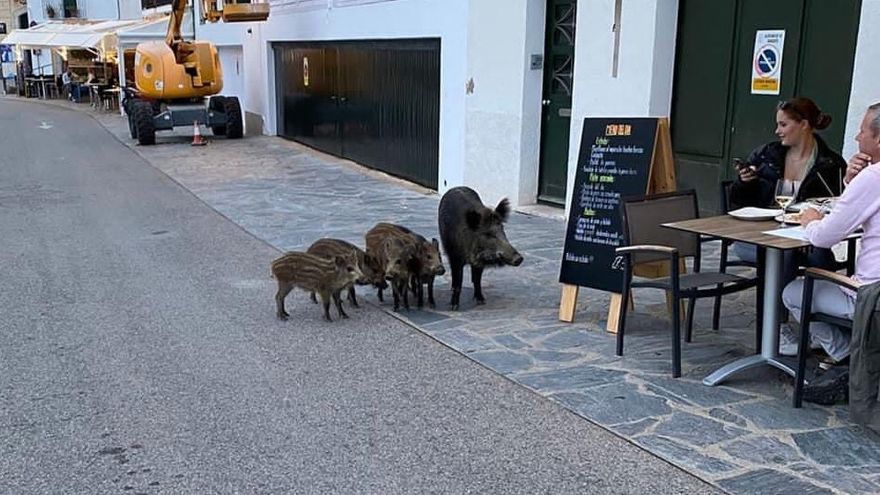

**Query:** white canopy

left=0, top=19, right=147, bottom=53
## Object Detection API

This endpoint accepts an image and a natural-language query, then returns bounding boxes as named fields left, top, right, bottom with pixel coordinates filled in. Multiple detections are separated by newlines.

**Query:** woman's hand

left=845, top=152, right=873, bottom=184
left=737, top=164, right=758, bottom=182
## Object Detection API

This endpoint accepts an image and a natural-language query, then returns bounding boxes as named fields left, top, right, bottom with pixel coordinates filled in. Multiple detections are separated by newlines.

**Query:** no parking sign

left=751, top=30, right=785, bottom=95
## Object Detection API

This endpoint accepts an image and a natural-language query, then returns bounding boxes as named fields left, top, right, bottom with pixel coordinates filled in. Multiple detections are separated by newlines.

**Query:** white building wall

left=463, top=0, right=544, bottom=207
left=843, top=0, right=880, bottom=160
left=565, top=0, right=678, bottom=215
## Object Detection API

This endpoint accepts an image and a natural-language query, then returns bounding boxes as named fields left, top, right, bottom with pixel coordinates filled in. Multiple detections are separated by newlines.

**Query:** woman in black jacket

left=731, top=98, right=846, bottom=208
left=730, top=98, right=846, bottom=286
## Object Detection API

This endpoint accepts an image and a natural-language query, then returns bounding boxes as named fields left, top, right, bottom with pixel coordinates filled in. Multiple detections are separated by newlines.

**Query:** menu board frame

left=557, top=117, right=676, bottom=332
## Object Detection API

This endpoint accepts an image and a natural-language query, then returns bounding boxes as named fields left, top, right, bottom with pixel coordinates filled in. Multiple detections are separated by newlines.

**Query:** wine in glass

left=775, top=180, right=797, bottom=225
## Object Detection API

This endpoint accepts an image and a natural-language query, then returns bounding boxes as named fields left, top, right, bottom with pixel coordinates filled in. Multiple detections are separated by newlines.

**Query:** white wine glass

left=774, top=180, right=797, bottom=226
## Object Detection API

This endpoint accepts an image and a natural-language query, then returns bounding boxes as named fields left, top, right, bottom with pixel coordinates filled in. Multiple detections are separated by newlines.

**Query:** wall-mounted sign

left=751, top=29, right=785, bottom=95
left=303, top=56, right=309, bottom=87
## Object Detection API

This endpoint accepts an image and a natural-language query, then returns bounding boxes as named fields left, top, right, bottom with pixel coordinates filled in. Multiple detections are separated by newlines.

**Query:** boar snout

left=509, top=252, right=524, bottom=266
left=434, top=265, right=446, bottom=276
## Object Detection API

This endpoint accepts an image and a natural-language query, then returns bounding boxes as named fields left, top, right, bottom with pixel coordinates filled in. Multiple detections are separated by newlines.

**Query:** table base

left=702, top=354, right=799, bottom=386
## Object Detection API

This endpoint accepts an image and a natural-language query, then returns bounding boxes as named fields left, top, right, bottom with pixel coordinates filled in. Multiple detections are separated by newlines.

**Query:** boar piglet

left=409, top=236, right=445, bottom=309
left=438, top=186, right=523, bottom=310
left=375, top=237, right=419, bottom=312
left=270, top=251, right=363, bottom=321
left=365, top=222, right=446, bottom=308
left=365, top=223, right=419, bottom=302
left=307, top=238, right=386, bottom=308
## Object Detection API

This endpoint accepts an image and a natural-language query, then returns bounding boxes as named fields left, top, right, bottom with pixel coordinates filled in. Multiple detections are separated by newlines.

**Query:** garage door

left=274, top=39, right=440, bottom=190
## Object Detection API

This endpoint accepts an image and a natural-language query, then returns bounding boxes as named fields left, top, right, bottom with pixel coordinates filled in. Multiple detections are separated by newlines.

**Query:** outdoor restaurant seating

left=615, top=190, right=760, bottom=377
left=794, top=267, right=859, bottom=408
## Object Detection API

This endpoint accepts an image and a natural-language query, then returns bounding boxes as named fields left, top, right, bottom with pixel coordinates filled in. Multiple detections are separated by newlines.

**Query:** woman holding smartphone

left=731, top=97, right=846, bottom=209
left=729, top=97, right=847, bottom=355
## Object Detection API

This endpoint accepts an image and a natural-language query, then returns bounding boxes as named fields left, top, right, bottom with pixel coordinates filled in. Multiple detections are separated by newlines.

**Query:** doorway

left=537, top=0, right=577, bottom=205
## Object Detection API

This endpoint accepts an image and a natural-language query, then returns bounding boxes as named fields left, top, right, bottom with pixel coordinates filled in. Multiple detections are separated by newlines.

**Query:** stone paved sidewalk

left=21, top=97, right=880, bottom=494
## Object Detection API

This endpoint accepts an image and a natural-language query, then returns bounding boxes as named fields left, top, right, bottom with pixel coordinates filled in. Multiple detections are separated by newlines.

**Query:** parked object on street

left=307, top=238, right=386, bottom=308
left=270, top=251, right=362, bottom=322
left=124, top=0, right=270, bottom=145
left=438, top=186, right=523, bottom=311
left=365, top=222, right=445, bottom=308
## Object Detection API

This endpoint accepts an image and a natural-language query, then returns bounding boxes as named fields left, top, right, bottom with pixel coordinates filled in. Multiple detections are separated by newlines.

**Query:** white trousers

left=782, top=278, right=855, bottom=362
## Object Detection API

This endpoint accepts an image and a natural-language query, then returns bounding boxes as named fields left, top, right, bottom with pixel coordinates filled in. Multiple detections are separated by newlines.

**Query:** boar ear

left=496, top=198, right=511, bottom=222
left=465, top=209, right=482, bottom=230
left=432, top=238, right=440, bottom=250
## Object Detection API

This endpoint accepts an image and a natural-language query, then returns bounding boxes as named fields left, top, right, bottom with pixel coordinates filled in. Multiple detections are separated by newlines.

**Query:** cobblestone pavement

left=27, top=98, right=880, bottom=494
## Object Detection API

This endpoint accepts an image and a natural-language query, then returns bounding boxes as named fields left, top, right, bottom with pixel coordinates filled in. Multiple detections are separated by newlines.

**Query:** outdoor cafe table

left=662, top=215, right=810, bottom=386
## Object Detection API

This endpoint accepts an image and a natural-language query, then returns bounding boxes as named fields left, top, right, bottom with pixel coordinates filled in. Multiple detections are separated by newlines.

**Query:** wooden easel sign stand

left=557, top=117, right=677, bottom=333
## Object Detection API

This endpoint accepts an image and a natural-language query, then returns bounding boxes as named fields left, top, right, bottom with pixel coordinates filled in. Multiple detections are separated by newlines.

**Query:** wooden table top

left=663, top=215, right=810, bottom=250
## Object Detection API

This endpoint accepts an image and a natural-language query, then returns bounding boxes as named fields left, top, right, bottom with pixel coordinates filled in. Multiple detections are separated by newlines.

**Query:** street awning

left=0, top=19, right=146, bottom=52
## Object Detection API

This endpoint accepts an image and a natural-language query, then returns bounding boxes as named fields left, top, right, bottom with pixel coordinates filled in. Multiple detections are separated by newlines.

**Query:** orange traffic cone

left=191, top=121, right=206, bottom=146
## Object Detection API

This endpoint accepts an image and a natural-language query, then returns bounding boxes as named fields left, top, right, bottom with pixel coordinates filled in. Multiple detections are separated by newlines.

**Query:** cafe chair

left=793, top=267, right=860, bottom=408
left=615, top=190, right=760, bottom=377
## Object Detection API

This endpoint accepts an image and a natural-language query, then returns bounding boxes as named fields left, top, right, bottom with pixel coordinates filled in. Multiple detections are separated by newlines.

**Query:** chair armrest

left=803, top=267, right=861, bottom=292
left=616, top=244, right=678, bottom=256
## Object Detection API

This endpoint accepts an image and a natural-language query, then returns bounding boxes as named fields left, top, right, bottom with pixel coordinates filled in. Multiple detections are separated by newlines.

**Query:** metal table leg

left=703, top=247, right=796, bottom=385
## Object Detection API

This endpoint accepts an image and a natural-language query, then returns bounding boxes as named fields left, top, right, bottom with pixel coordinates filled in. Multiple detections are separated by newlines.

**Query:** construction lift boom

left=125, top=0, right=269, bottom=145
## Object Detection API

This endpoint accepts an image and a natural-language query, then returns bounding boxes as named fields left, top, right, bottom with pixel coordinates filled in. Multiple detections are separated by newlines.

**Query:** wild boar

left=364, top=223, right=445, bottom=306
left=270, top=251, right=363, bottom=321
left=306, top=238, right=386, bottom=308
left=438, top=186, right=524, bottom=310
left=408, top=235, right=445, bottom=308
left=374, top=237, right=419, bottom=312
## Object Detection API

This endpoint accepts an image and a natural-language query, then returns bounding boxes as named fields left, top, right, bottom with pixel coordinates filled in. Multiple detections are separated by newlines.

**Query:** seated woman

left=731, top=97, right=848, bottom=357
left=730, top=97, right=846, bottom=275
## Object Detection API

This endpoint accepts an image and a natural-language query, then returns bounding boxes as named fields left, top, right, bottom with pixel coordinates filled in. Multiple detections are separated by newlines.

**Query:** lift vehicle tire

left=134, top=101, right=156, bottom=146
left=223, top=96, right=243, bottom=139
left=209, top=96, right=227, bottom=136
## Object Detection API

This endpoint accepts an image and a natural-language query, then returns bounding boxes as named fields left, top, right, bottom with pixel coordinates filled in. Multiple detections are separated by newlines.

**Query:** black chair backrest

left=622, top=190, right=700, bottom=264
left=720, top=180, right=735, bottom=214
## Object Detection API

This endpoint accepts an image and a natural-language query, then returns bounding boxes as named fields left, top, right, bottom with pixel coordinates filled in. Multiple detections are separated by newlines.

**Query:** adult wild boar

left=438, top=186, right=523, bottom=310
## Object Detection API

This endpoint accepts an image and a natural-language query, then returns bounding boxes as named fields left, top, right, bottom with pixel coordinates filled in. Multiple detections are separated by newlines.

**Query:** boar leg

left=318, top=293, right=333, bottom=322
left=333, top=291, right=349, bottom=319
left=471, top=266, right=486, bottom=304
left=377, top=285, right=385, bottom=303
left=309, top=291, right=318, bottom=304
left=426, top=275, right=436, bottom=309
left=449, top=259, right=464, bottom=310
left=347, top=286, right=359, bottom=308
left=391, top=278, right=402, bottom=312
left=275, top=281, right=294, bottom=320
left=410, top=274, right=424, bottom=308
left=399, top=277, right=411, bottom=310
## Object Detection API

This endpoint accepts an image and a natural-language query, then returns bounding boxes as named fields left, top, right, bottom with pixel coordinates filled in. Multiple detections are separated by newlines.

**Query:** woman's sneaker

left=778, top=324, right=799, bottom=356
left=778, top=323, right=820, bottom=356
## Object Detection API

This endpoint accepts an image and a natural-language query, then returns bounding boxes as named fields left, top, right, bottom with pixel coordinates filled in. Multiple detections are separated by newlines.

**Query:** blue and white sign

left=751, top=30, right=785, bottom=95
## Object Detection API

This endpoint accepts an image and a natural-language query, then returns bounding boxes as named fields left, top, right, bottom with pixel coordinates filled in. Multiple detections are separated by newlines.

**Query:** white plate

left=728, top=207, right=784, bottom=221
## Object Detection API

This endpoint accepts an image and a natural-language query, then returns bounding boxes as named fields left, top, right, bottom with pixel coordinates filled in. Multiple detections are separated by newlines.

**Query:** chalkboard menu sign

left=559, top=118, right=659, bottom=293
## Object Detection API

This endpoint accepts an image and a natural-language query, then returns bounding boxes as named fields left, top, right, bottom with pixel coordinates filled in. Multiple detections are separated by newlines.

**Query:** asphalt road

left=0, top=99, right=720, bottom=494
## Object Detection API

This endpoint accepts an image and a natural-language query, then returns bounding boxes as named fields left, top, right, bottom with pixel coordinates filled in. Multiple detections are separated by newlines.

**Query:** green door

left=671, top=0, right=861, bottom=213
left=537, top=0, right=577, bottom=205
